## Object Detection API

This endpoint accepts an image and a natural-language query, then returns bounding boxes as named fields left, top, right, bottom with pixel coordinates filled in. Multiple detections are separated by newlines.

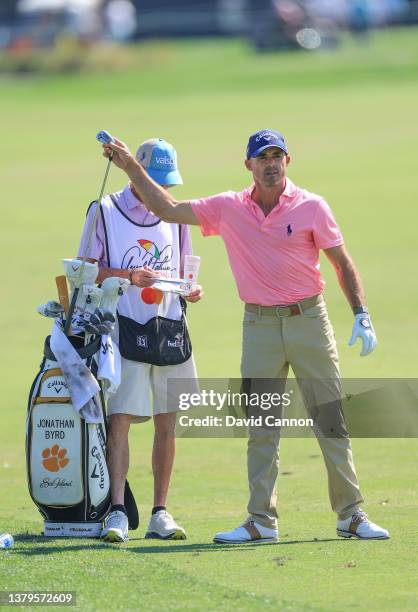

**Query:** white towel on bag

left=50, top=322, right=102, bottom=423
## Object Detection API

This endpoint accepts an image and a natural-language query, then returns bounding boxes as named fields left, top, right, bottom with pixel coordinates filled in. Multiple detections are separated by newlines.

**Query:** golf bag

left=26, top=334, right=110, bottom=537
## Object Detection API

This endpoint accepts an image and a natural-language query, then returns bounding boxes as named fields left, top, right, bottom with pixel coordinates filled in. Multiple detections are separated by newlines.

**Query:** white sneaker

left=145, top=510, right=187, bottom=540
left=101, top=510, right=129, bottom=543
left=337, top=510, right=390, bottom=540
left=214, top=519, right=279, bottom=544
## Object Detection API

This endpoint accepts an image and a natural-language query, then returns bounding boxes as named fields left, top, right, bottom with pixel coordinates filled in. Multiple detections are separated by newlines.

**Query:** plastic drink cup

left=184, top=255, right=201, bottom=292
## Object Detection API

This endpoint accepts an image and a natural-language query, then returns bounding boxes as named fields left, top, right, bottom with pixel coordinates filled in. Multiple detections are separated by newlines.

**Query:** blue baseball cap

left=135, top=138, right=183, bottom=186
left=246, top=129, right=288, bottom=158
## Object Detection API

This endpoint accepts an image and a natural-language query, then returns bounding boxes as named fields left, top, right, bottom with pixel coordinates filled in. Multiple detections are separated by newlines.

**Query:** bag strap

left=98, top=198, right=111, bottom=267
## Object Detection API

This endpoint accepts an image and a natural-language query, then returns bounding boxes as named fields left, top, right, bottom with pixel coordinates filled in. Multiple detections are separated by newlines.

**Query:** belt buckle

left=276, top=303, right=303, bottom=318
left=276, top=305, right=291, bottom=318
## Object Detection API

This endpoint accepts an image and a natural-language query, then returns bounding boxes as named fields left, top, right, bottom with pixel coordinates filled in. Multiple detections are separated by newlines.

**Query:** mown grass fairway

left=1, top=29, right=417, bottom=610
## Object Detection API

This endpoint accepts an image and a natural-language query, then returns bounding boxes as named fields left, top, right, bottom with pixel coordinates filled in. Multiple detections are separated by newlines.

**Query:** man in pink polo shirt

left=102, top=129, right=389, bottom=543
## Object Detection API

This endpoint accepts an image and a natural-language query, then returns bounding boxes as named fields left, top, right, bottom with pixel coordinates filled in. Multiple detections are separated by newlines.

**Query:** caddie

left=101, top=129, right=389, bottom=543
left=78, top=138, right=202, bottom=543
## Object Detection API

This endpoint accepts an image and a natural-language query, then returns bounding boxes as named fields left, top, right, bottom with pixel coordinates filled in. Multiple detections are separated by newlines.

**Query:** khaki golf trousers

left=241, top=295, right=363, bottom=529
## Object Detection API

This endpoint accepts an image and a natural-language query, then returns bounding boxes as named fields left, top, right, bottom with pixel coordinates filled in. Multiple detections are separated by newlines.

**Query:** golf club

left=63, top=130, right=115, bottom=335
left=37, top=300, right=65, bottom=318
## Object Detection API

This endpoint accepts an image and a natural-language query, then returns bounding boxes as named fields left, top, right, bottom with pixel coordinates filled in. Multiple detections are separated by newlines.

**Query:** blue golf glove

left=348, top=313, right=377, bottom=357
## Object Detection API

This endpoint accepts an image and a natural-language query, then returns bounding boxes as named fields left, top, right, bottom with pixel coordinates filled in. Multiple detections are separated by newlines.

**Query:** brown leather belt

left=245, top=294, right=323, bottom=318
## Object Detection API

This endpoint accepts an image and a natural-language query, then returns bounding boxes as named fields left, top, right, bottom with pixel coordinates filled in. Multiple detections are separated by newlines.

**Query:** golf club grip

left=64, top=287, right=79, bottom=335
left=55, top=275, right=69, bottom=315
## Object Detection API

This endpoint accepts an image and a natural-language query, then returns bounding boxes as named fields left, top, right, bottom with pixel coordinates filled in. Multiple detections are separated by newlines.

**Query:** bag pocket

left=117, top=313, right=192, bottom=366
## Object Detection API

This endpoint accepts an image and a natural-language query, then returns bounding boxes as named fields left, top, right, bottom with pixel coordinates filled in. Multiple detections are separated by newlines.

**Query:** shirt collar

left=282, top=177, right=296, bottom=198
left=122, top=184, right=147, bottom=210
left=244, top=177, right=296, bottom=205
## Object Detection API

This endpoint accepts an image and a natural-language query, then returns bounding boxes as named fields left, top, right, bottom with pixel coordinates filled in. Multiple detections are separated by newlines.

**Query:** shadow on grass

left=11, top=535, right=348, bottom=556
left=278, top=538, right=345, bottom=545
left=127, top=537, right=350, bottom=554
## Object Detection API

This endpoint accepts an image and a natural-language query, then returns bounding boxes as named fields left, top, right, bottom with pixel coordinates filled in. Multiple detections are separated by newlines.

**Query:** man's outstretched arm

left=104, top=138, right=200, bottom=226
left=324, top=245, right=366, bottom=312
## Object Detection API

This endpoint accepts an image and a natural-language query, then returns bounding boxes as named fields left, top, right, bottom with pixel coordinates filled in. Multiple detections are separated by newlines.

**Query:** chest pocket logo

left=121, top=239, right=175, bottom=273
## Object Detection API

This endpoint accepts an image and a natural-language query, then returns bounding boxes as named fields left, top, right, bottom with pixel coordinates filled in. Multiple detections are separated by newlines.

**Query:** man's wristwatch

left=353, top=306, right=368, bottom=315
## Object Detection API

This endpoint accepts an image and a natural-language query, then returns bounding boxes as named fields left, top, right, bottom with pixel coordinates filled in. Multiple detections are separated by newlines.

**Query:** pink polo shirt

left=190, top=178, right=344, bottom=306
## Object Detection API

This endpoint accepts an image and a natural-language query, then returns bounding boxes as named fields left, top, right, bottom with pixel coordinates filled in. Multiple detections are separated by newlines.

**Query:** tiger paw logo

left=42, top=445, right=69, bottom=472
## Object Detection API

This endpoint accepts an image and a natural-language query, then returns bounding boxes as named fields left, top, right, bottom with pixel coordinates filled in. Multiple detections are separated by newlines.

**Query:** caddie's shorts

left=107, top=355, right=198, bottom=423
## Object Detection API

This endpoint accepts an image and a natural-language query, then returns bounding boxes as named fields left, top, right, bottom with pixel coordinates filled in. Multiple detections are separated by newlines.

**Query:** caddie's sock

left=111, top=504, right=127, bottom=515
left=152, top=506, right=166, bottom=515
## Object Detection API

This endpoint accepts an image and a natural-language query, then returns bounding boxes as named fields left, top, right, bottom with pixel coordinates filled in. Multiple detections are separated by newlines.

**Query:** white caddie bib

left=100, top=194, right=183, bottom=325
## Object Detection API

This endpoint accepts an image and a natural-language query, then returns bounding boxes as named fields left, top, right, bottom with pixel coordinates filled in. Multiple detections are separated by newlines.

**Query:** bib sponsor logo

left=121, top=239, right=175, bottom=274
left=137, top=335, right=148, bottom=348
left=141, top=287, right=163, bottom=305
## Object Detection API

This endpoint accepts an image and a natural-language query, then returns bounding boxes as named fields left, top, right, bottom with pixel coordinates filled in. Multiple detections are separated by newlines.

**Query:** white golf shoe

left=145, top=510, right=187, bottom=540
left=213, top=519, right=279, bottom=544
left=337, top=510, right=390, bottom=540
left=101, top=510, right=129, bottom=543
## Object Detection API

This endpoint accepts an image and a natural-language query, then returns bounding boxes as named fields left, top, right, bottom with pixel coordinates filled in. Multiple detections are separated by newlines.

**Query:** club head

left=46, top=300, right=65, bottom=314
left=96, top=130, right=115, bottom=145
left=96, top=321, right=115, bottom=335
left=62, top=258, right=98, bottom=286
left=101, top=311, right=116, bottom=323
left=84, top=322, right=101, bottom=335
left=89, top=313, right=102, bottom=326
left=94, top=307, right=105, bottom=320
left=37, top=304, right=62, bottom=318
